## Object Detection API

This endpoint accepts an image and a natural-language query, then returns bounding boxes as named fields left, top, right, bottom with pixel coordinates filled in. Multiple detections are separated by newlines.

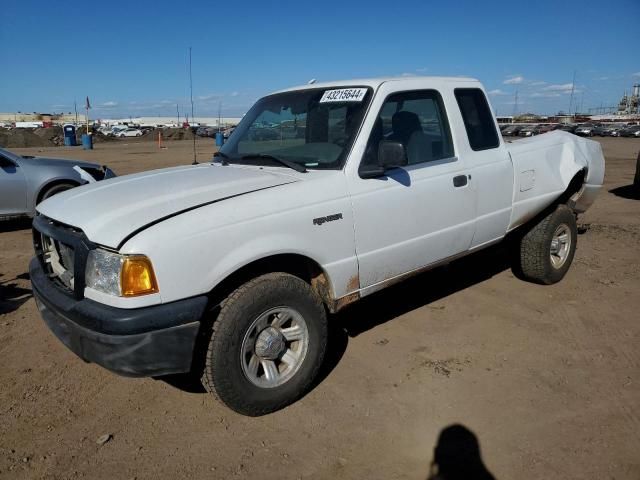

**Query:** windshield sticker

left=319, top=88, right=367, bottom=103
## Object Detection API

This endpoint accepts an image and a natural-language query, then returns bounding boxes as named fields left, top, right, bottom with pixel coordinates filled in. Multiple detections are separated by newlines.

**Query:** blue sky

left=1, top=0, right=638, bottom=118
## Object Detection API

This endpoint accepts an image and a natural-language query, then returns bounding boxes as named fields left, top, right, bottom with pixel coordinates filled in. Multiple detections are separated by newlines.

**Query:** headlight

left=85, top=249, right=158, bottom=297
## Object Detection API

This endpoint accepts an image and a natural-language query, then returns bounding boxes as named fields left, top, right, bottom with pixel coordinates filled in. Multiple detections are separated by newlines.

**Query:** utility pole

left=176, top=104, right=180, bottom=126
left=189, top=47, right=197, bottom=165
left=189, top=47, right=195, bottom=125
left=513, top=89, right=519, bottom=117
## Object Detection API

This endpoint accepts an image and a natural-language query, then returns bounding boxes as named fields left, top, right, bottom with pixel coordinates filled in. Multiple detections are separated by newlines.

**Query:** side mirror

left=0, top=156, right=16, bottom=168
left=359, top=141, right=408, bottom=179
left=378, top=140, right=407, bottom=169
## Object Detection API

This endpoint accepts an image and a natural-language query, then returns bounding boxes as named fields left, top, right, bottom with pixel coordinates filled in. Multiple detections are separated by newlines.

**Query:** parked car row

left=97, top=125, right=144, bottom=137
left=195, top=126, right=236, bottom=139
left=500, top=123, right=571, bottom=137
left=574, top=123, right=640, bottom=137
left=500, top=122, right=640, bottom=138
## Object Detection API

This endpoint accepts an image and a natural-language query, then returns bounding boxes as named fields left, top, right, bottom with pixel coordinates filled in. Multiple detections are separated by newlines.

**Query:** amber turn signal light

left=121, top=256, right=159, bottom=297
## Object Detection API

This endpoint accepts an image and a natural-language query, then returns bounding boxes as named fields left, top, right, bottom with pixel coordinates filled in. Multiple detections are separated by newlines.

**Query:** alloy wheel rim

left=240, top=307, right=309, bottom=388
left=550, top=224, right=571, bottom=269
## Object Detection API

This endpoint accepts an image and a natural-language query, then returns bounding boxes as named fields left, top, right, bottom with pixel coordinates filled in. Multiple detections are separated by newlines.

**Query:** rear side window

left=454, top=88, right=499, bottom=151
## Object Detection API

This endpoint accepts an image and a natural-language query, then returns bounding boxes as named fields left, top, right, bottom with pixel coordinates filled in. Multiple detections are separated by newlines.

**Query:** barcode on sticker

left=319, top=88, right=367, bottom=103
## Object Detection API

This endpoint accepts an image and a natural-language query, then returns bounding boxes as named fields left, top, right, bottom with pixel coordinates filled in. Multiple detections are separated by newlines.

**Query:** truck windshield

left=217, top=86, right=373, bottom=170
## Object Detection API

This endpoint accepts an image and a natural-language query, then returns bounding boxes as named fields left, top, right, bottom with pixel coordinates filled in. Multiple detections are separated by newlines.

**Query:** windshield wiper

left=213, top=151, right=231, bottom=165
left=240, top=153, right=307, bottom=173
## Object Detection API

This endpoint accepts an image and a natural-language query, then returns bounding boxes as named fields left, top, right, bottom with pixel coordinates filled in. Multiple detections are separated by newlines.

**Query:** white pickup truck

left=31, top=76, right=605, bottom=415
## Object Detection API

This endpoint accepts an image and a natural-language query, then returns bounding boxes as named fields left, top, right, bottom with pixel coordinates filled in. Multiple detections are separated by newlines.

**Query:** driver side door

left=347, top=86, right=476, bottom=292
left=0, top=153, right=28, bottom=217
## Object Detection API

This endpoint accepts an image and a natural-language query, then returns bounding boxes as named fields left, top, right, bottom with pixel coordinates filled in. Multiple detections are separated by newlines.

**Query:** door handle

left=453, top=175, right=468, bottom=187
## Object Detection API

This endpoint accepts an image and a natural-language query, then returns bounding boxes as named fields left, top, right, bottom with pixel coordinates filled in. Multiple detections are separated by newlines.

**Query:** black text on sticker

left=319, top=88, right=367, bottom=103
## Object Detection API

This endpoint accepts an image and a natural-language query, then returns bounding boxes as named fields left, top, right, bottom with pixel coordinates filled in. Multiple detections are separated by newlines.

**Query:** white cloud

left=488, top=89, right=508, bottom=95
left=198, top=94, right=221, bottom=101
left=596, top=76, right=610, bottom=81
left=503, top=75, right=524, bottom=85
left=230, top=91, right=239, bottom=97
left=400, top=72, right=414, bottom=77
left=416, top=67, right=428, bottom=73
left=542, top=83, right=575, bottom=93
left=632, top=72, right=640, bottom=77
left=530, top=92, right=561, bottom=98
left=529, top=81, right=547, bottom=86
left=99, top=101, right=118, bottom=107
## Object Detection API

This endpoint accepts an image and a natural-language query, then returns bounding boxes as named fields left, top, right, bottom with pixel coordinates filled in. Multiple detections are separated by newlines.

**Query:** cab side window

left=361, top=90, right=454, bottom=168
left=454, top=88, right=499, bottom=151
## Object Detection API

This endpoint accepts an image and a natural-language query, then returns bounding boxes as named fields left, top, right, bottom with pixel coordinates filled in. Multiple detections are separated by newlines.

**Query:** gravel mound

left=0, top=129, right=50, bottom=148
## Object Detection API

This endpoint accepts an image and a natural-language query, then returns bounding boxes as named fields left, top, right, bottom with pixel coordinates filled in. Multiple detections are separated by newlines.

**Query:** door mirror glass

left=0, top=155, right=17, bottom=168
left=378, top=141, right=407, bottom=169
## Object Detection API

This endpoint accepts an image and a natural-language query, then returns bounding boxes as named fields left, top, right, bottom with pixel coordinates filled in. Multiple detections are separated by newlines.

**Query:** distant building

left=514, top=113, right=545, bottom=123
left=496, top=116, right=514, bottom=124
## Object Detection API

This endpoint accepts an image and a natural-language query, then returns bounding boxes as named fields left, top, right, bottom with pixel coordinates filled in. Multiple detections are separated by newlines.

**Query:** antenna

left=189, top=47, right=198, bottom=165
left=568, top=70, right=576, bottom=116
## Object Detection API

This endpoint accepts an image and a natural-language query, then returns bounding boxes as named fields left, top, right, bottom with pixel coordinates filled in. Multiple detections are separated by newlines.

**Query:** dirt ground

left=1, top=137, right=639, bottom=479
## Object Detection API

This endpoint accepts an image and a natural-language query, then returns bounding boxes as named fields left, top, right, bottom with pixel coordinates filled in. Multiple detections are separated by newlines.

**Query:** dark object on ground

left=635, top=150, right=640, bottom=194
left=427, top=424, right=495, bottom=480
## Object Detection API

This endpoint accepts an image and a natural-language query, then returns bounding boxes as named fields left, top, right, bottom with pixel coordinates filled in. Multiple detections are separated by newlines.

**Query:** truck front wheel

left=202, top=273, right=328, bottom=416
left=518, top=204, right=578, bottom=284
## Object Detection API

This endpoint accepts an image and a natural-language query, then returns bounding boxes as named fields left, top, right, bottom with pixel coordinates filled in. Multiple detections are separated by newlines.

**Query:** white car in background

left=574, top=125, right=595, bottom=137
left=117, top=128, right=143, bottom=138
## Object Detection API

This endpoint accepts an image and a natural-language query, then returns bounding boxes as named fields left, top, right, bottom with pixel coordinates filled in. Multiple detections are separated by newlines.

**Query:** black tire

left=518, top=204, right=577, bottom=285
left=202, top=273, right=327, bottom=416
left=39, top=182, right=76, bottom=203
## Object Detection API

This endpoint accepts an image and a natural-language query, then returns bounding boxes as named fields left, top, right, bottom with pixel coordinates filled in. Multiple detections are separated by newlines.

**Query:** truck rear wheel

left=202, top=273, right=327, bottom=416
left=518, top=204, right=577, bottom=284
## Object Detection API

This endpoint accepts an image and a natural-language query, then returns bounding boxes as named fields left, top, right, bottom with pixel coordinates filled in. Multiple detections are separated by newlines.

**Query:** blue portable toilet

left=215, top=131, right=224, bottom=146
left=63, top=125, right=76, bottom=146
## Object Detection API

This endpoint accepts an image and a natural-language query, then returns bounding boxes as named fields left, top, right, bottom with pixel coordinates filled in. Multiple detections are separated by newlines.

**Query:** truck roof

left=273, top=76, right=481, bottom=95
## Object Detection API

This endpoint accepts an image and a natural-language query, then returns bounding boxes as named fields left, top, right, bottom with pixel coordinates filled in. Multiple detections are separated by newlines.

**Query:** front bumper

left=30, top=257, right=208, bottom=377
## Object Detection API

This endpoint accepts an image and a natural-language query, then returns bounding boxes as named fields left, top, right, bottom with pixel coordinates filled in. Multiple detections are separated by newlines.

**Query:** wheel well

left=557, top=168, right=587, bottom=207
left=507, top=168, right=587, bottom=244
left=207, top=254, right=334, bottom=312
left=36, top=179, right=80, bottom=204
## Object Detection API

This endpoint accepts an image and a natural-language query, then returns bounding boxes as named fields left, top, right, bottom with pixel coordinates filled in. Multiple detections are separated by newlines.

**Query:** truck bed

left=505, top=130, right=605, bottom=230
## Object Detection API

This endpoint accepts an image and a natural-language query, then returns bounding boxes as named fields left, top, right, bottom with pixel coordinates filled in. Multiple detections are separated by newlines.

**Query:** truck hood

left=36, top=164, right=299, bottom=248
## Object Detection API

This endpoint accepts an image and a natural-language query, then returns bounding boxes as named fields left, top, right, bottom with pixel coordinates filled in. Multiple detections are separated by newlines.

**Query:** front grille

left=32, top=215, right=95, bottom=300
left=40, top=233, right=75, bottom=291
